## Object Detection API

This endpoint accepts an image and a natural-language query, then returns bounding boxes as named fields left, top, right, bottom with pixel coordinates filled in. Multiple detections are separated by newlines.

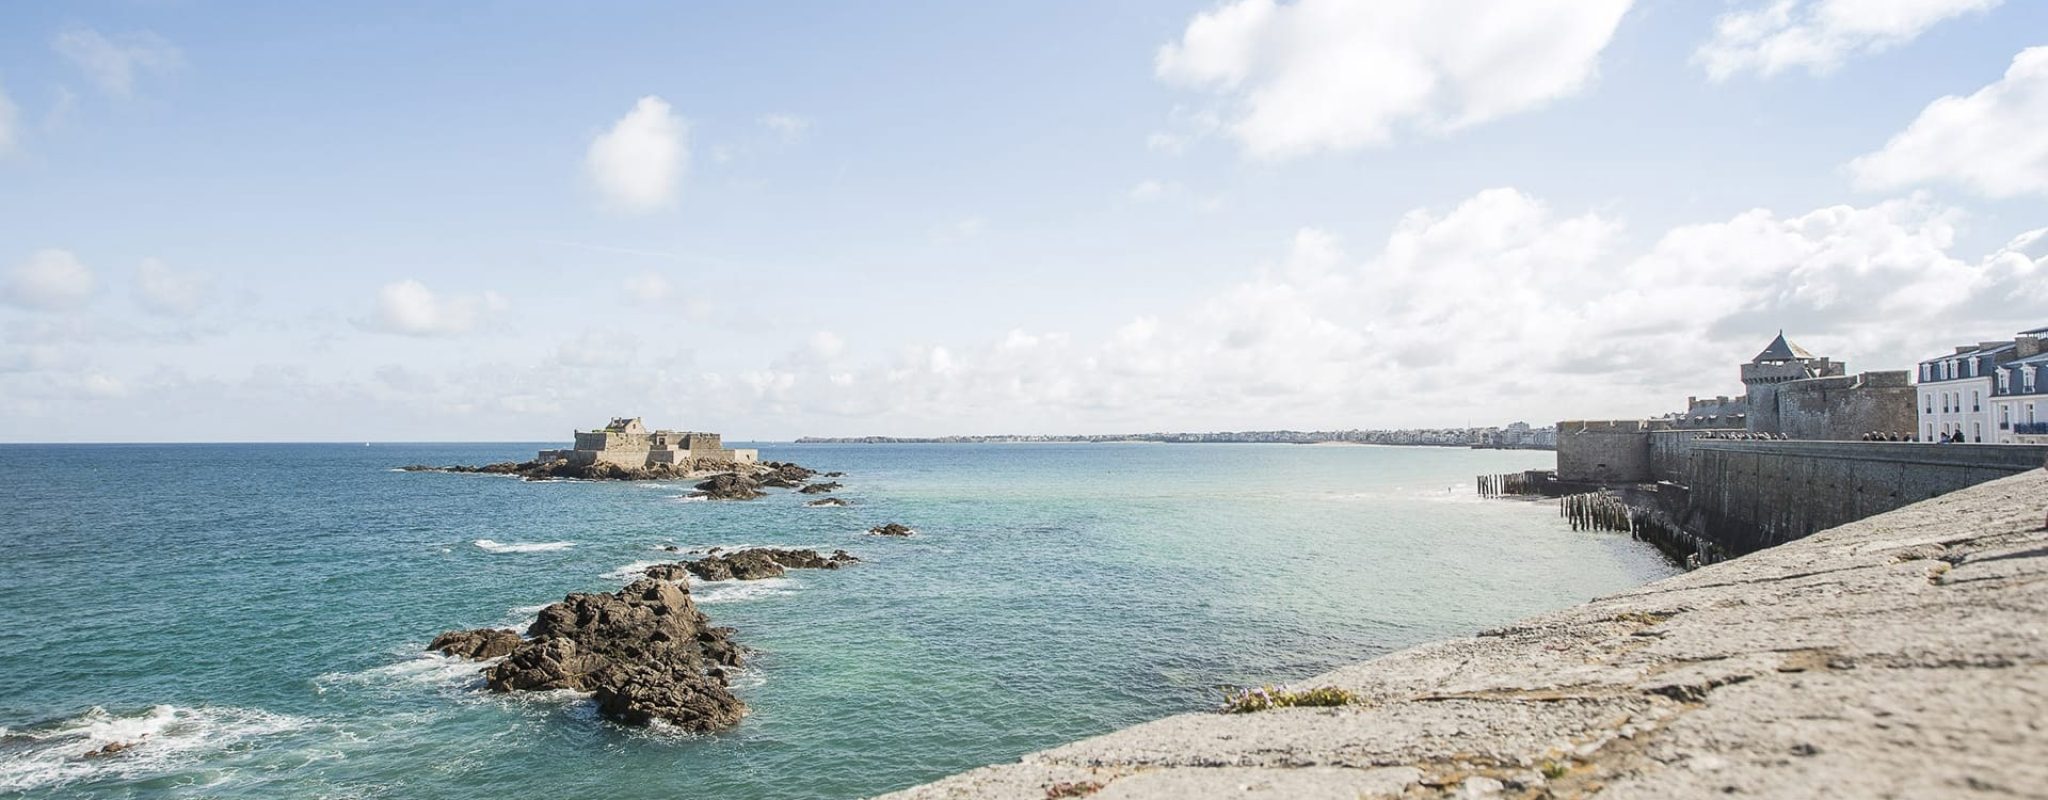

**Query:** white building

left=1917, top=326, right=2046, bottom=444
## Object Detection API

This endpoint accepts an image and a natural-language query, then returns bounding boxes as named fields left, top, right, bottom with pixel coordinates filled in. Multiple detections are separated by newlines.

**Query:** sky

left=1, top=0, right=2045, bottom=442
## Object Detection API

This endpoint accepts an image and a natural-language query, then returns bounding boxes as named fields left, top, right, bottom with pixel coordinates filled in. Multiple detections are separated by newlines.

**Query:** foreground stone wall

left=881, top=468, right=2048, bottom=799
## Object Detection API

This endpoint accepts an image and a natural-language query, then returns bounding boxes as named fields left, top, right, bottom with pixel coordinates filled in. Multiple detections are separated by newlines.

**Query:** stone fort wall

left=1772, top=371, right=1916, bottom=440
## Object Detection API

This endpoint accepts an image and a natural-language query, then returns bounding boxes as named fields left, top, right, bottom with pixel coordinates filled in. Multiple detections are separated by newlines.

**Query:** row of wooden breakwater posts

left=1477, top=473, right=1726, bottom=568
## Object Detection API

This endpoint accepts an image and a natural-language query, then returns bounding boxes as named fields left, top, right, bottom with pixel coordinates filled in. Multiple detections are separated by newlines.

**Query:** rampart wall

left=1680, top=440, right=2047, bottom=554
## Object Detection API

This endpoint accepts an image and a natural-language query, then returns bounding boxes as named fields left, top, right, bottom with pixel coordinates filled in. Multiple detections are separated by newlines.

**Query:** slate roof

left=1753, top=331, right=1815, bottom=363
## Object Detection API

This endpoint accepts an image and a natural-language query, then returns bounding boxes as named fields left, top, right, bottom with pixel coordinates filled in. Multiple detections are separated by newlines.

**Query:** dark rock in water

left=691, top=474, right=763, bottom=500
left=758, top=476, right=800, bottom=489
left=82, top=739, right=144, bottom=758
left=797, top=482, right=842, bottom=494
left=760, top=461, right=817, bottom=483
left=427, top=628, right=524, bottom=660
left=805, top=497, right=849, bottom=507
left=661, top=544, right=681, bottom=552
left=823, top=471, right=846, bottom=478
left=868, top=523, right=915, bottom=537
left=485, top=579, right=745, bottom=731
left=645, top=548, right=860, bottom=583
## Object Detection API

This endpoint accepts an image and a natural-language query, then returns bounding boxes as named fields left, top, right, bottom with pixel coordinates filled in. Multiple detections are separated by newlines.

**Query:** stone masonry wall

left=1683, top=440, right=2048, bottom=554
left=1773, top=371, right=1916, bottom=440
left=1556, top=420, right=1661, bottom=483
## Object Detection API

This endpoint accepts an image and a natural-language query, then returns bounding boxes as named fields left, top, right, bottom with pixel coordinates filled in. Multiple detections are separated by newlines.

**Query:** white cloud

left=2, top=249, right=95, bottom=310
left=0, top=80, right=18, bottom=155
left=1847, top=46, right=2048, bottom=198
left=760, top=113, right=811, bottom=143
left=363, top=279, right=506, bottom=336
left=624, top=271, right=673, bottom=303
left=1696, top=0, right=2000, bottom=80
left=645, top=189, right=2041, bottom=434
left=52, top=28, right=182, bottom=96
left=809, top=331, right=847, bottom=360
left=587, top=96, right=688, bottom=212
left=134, top=258, right=208, bottom=316
left=1154, top=0, right=1632, bottom=159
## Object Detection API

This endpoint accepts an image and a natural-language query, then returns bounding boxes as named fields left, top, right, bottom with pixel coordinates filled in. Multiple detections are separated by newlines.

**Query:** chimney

left=2018, top=335, right=2043, bottom=359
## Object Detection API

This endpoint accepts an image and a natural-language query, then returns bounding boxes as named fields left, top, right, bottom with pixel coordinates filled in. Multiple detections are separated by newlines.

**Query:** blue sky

left=2, top=0, right=2044, bottom=441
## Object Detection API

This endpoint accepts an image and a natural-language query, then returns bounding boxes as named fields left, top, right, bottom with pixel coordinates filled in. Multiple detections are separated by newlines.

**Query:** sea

left=0, top=442, right=1677, bottom=799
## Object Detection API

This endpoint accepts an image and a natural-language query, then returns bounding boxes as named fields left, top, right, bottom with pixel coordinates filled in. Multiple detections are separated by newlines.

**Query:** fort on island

left=536, top=417, right=758, bottom=470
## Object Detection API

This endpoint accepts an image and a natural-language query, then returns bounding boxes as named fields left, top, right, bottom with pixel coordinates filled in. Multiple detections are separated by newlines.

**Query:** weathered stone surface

left=868, top=523, right=915, bottom=537
left=798, top=481, right=843, bottom=494
left=483, top=578, right=745, bottom=731
left=426, top=627, right=523, bottom=660
left=879, top=469, right=2048, bottom=798
left=761, top=461, right=818, bottom=483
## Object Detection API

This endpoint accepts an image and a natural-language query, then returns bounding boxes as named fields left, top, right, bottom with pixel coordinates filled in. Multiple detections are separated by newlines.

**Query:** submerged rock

left=691, top=474, right=764, bottom=501
left=805, top=497, right=850, bottom=507
left=822, top=471, right=846, bottom=478
left=797, top=482, right=842, bottom=494
left=646, top=548, right=860, bottom=583
left=483, top=579, right=746, bottom=731
left=427, top=628, right=524, bottom=660
left=867, top=523, right=915, bottom=537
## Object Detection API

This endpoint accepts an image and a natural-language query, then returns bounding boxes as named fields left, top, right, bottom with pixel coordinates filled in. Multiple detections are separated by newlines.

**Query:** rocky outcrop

left=798, top=482, right=843, bottom=494
left=823, top=471, right=846, bottom=478
left=426, top=628, right=523, bottom=660
left=646, top=548, right=860, bottom=582
left=691, top=474, right=763, bottom=501
left=761, top=462, right=818, bottom=483
left=480, top=579, right=746, bottom=731
left=867, top=523, right=915, bottom=537
left=806, top=497, right=850, bottom=507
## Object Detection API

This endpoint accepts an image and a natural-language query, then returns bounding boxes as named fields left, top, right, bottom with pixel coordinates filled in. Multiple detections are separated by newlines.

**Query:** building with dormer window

left=1917, top=326, right=2047, bottom=443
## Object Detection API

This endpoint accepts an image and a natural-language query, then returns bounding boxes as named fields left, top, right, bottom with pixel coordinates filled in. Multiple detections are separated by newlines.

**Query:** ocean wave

left=694, top=578, right=796, bottom=604
left=0, top=704, right=308, bottom=793
left=312, top=652, right=494, bottom=697
left=602, top=560, right=666, bottom=581
left=672, top=494, right=709, bottom=503
left=473, top=539, right=574, bottom=553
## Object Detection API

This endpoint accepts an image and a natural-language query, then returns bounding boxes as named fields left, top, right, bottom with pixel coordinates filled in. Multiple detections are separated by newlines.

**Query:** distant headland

left=796, top=423, right=1555, bottom=450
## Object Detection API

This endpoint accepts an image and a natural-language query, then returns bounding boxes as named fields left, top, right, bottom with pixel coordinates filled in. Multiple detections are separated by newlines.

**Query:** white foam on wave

left=0, top=704, right=308, bottom=793
left=672, top=494, right=709, bottom=503
left=693, top=577, right=796, bottom=604
left=603, top=560, right=666, bottom=581
left=473, top=539, right=574, bottom=553
left=312, top=652, right=493, bottom=697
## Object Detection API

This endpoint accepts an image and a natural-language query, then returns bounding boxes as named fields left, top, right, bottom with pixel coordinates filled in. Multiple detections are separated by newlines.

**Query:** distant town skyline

left=2, top=1, right=2045, bottom=442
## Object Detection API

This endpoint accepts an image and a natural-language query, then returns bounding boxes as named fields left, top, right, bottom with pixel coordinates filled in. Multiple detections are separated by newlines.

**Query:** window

left=1973, top=422, right=1982, bottom=442
left=1924, top=393, right=1933, bottom=413
left=1972, top=390, right=1981, bottom=412
left=2028, top=368, right=2039, bottom=393
left=1999, top=370, right=2011, bottom=392
left=1922, top=364, right=1932, bottom=381
left=1925, top=423, right=1935, bottom=440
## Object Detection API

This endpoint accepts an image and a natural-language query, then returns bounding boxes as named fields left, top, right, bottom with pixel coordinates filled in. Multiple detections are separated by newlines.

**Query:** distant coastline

left=794, top=427, right=1557, bottom=450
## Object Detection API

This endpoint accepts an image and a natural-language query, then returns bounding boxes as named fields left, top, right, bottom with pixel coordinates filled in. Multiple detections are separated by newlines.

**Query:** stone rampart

left=1682, top=440, right=2048, bottom=554
left=1773, top=371, right=1916, bottom=440
left=1555, top=420, right=1667, bottom=483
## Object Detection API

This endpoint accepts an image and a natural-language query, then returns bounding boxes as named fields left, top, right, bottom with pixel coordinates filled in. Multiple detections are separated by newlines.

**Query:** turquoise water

left=0, top=443, right=1675, bottom=799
